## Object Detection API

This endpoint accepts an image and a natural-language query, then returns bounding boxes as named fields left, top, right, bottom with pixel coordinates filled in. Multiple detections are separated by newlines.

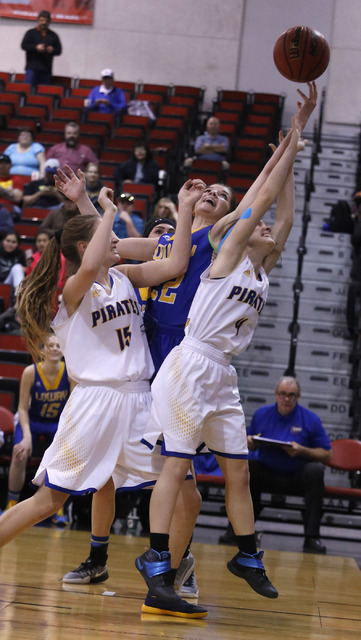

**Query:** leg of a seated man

left=300, top=462, right=325, bottom=538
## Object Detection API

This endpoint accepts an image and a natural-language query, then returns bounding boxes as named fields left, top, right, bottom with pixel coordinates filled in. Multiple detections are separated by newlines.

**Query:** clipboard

left=252, top=435, right=293, bottom=449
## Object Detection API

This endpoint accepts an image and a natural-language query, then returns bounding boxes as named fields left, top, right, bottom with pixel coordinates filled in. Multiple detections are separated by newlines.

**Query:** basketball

left=273, top=26, right=330, bottom=82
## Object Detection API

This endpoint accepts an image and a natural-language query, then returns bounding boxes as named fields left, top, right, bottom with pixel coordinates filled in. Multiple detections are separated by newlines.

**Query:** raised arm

left=210, top=82, right=317, bottom=248
left=210, top=119, right=305, bottom=278
left=55, top=166, right=158, bottom=262
left=62, top=188, right=118, bottom=316
left=118, top=179, right=206, bottom=288
left=263, top=164, right=294, bottom=274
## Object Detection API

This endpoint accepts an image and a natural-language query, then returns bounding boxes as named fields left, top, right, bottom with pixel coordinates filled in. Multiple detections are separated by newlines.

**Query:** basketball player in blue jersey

left=4, top=333, right=70, bottom=524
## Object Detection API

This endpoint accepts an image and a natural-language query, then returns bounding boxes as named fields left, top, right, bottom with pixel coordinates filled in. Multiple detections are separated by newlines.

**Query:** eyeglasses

left=276, top=391, right=298, bottom=399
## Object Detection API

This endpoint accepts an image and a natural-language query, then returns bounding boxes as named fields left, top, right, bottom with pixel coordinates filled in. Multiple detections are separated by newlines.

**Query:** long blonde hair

left=17, top=215, right=99, bottom=359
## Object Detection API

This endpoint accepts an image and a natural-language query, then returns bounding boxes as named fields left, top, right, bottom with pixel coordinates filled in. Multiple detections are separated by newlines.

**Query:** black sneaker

left=135, top=548, right=172, bottom=591
left=227, top=550, right=278, bottom=599
left=303, top=537, right=327, bottom=554
left=62, top=559, right=109, bottom=584
left=141, top=590, right=208, bottom=618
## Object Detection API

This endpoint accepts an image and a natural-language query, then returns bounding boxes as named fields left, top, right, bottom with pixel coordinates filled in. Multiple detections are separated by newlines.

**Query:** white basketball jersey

left=185, top=255, right=269, bottom=356
left=52, top=268, right=154, bottom=385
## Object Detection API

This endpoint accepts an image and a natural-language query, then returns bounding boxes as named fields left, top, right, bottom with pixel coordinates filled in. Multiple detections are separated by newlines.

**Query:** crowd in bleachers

left=0, top=65, right=285, bottom=520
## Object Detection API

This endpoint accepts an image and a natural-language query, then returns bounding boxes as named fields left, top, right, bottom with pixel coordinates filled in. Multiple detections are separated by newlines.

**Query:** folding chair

left=0, top=364, right=25, bottom=381
left=21, top=207, right=50, bottom=221
left=5, top=82, right=31, bottom=102
left=0, top=350, right=32, bottom=366
left=52, top=108, right=81, bottom=122
left=24, top=94, right=54, bottom=119
left=0, top=93, right=20, bottom=115
left=228, top=161, right=260, bottom=178
left=100, top=150, right=129, bottom=165
left=140, top=83, right=170, bottom=101
left=0, top=335, right=27, bottom=350
left=17, top=105, right=48, bottom=123
left=14, top=221, right=41, bottom=238
left=217, top=89, right=249, bottom=103
left=122, top=115, right=149, bottom=133
left=0, top=284, right=11, bottom=313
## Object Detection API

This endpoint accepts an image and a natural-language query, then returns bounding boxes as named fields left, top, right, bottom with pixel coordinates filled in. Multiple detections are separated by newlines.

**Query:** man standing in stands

left=21, top=10, right=62, bottom=88
left=46, top=122, right=98, bottom=173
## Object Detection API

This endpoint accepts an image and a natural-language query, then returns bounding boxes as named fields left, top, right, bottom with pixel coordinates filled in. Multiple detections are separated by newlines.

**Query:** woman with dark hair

left=0, top=230, right=26, bottom=292
left=113, top=142, right=160, bottom=199
left=5, top=128, right=46, bottom=178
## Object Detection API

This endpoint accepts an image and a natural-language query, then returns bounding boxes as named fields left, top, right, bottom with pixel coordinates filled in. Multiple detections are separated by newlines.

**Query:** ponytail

left=17, top=214, right=99, bottom=359
left=17, top=235, right=62, bottom=360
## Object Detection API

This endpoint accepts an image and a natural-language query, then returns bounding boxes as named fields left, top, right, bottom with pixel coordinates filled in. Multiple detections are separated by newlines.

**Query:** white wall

left=0, top=0, right=360, bottom=127
left=0, top=0, right=245, bottom=108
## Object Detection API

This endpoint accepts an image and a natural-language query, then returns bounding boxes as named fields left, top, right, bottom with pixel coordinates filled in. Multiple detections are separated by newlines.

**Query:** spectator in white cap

left=84, top=69, right=127, bottom=124
left=23, top=158, right=63, bottom=209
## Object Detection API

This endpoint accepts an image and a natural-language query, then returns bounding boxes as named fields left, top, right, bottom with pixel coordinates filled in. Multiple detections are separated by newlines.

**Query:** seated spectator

left=0, top=230, right=26, bottom=296
left=113, top=142, right=160, bottom=200
left=4, top=128, right=45, bottom=178
left=46, top=121, right=98, bottom=173
left=247, top=376, right=332, bottom=554
left=215, top=377, right=332, bottom=553
left=26, top=229, right=51, bottom=275
left=152, top=197, right=178, bottom=224
left=26, top=229, right=66, bottom=297
left=3, top=333, right=70, bottom=527
left=184, top=116, right=230, bottom=171
left=84, top=163, right=104, bottom=214
left=112, top=193, right=144, bottom=240
left=23, top=158, right=63, bottom=209
left=0, top=154, right=23, bottom=228
left=39, top=192, right=79, bottom=233
left=84, top=69, right=127, bottom=124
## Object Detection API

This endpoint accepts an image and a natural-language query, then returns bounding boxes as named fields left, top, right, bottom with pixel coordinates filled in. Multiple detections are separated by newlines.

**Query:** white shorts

left=143, top=337, right=248, bottom=458
left=33, top=382, right=164, bottom=495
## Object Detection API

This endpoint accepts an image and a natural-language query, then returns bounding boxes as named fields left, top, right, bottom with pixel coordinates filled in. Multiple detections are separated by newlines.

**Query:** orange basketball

left=273, top=26, right=330, bottom=82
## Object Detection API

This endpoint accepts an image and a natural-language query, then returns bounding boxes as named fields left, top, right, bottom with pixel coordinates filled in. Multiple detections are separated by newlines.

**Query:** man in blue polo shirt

left=247, top=376, right=332, bottom=554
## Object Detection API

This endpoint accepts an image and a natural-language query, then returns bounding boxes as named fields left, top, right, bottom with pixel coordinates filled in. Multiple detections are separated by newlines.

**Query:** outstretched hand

left=294, top=81, right=318, bottom=132
left=98, top=186, right=117, bottom=215
left=54, top=165, right=86, bottom=203
left=178, top=178, right=206, bottom=209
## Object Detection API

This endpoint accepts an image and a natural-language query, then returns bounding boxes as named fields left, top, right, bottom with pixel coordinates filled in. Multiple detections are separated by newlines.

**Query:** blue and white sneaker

left=227, top=550, right=278, bottom=599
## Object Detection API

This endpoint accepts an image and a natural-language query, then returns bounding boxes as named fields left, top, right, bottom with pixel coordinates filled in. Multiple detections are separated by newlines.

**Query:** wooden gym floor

left=0, top=527, right=360, bottom=639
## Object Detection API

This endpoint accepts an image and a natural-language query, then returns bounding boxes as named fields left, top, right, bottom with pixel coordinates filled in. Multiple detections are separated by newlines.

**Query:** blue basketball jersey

left=28, top=361, right=70, bottom=432
left=144, top=225, right=215, bottom=372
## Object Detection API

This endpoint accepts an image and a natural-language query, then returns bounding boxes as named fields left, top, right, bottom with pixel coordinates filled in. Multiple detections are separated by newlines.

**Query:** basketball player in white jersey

left=1, top=180, right=209, bottom=619
left=136, top=117, right=308, bottom=614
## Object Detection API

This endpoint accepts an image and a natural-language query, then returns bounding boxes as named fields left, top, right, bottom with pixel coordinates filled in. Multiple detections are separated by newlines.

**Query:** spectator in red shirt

left=46, top=122, right=98, bottom=173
